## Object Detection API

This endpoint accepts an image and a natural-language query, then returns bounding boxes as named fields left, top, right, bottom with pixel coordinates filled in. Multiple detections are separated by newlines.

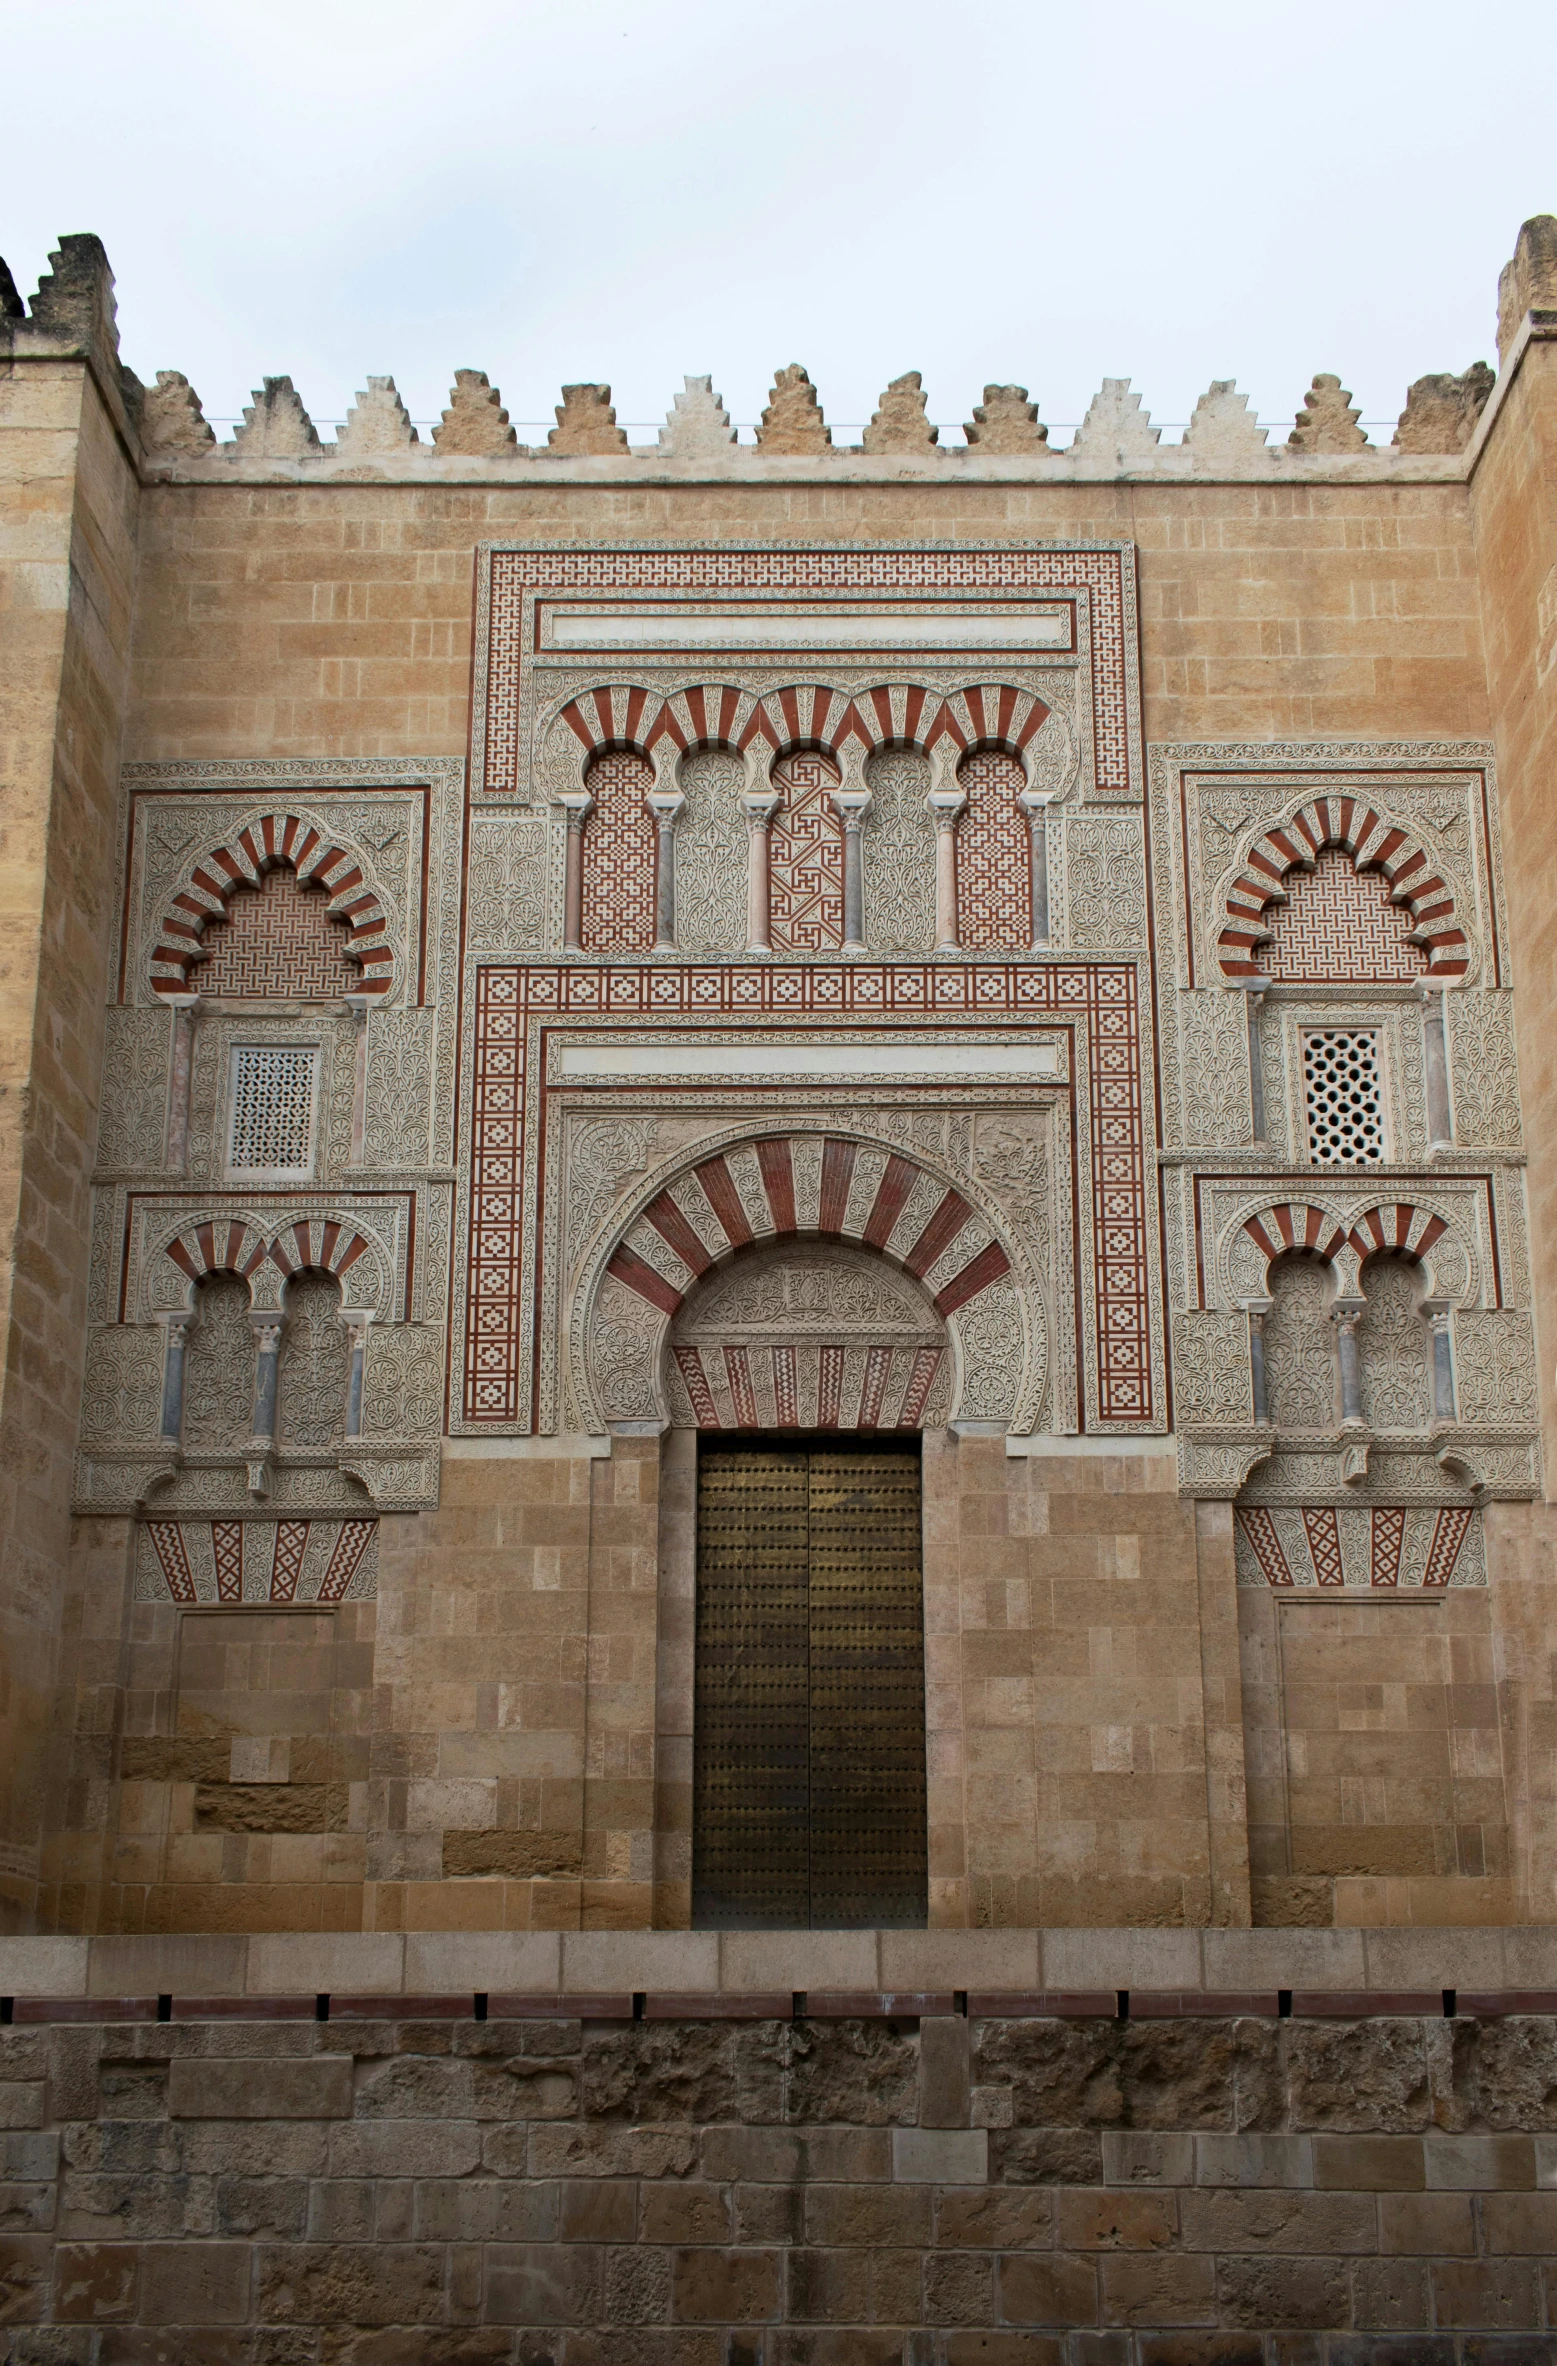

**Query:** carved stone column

left=647, top=747, right=686, bottom=953
left=1419, top=982, right=1454, bottom=1152
left=249, top=1313, right=283, bottom=1496
left=927, top=743, right=966, bottom=953
left=163, top=993, right=200, bottom=1172
left=343, top=1311, right=373, bottom=1439
left=1423, top=1297, right=1457, bottom=1422
left=157, top=1309, right=193, bottom=1441
left=1018, top=786, right=1051, bottom=948
left=346, top=992, right=372, bottom=1165
left=560, top=790, right=595, bottom=953
left=831, top=742, right=873, bottom=953
left=741, top=746, right=780, bottom=955
left=1332, top=1297, right=1366, bottom=1427
left=1240, top=1294, right=1272, bottom=1424
left=1234, top=980, right=1269, bottom=1144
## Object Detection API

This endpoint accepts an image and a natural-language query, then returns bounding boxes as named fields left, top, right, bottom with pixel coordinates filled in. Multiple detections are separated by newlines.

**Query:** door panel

left=692, top=1444, right=927, bottom=1929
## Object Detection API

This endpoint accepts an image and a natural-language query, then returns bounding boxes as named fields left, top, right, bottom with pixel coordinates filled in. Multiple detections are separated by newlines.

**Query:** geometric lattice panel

left=1260, top=848, right=1425, bottom=984
left=956, top=750, right=1030, bottom=953
left=194, top=864, right=360, bottom=999
left=580, top=751, right=657, bottom=954
left=227, top=1045, right=319, bottom=1176
left=134, top=1517, right=378, bottom=1603
left=1302, top=1028, right=1384, bottom=1165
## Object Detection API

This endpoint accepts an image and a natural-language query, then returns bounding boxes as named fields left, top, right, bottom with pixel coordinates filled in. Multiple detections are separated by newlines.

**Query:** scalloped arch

left=150, top=813, right=394, bottom=996
left=1216, top=793, right=1469, bottom=980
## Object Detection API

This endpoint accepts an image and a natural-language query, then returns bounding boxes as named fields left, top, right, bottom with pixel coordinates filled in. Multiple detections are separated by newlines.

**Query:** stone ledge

left=3, top=1926, right=1557, bottom=2003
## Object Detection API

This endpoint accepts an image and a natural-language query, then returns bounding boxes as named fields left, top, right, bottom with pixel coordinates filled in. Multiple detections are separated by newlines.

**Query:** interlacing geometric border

left=476, top=543, right=1138, bottom=795
left=462, top=959, right=1152, bottom=1429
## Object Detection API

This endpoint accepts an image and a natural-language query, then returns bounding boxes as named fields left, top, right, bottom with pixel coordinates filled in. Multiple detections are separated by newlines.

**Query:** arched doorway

left=668, top=1239, right=940, bottom=1930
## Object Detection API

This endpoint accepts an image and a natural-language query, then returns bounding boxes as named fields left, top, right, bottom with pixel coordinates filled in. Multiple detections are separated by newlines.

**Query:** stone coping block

left=4, top=1927, right=1557, bottom=2003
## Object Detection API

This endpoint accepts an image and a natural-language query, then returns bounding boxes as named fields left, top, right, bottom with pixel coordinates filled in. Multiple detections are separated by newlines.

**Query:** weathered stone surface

left=231, top=375, right=320, bottom=456
left=965, top=385, right=1049, bottom=455
left=1394, top=362, right=1495, bottom=452
left=141, top=369, right=216, bottom=457
left=433, top=370, right=518, bottom=456
left=336, top=376, right=418, bottom=456
left=548, top=385, right=628, bottom=454
left=785, top=2020, right=917, bottom=2126
left=861, top=370, right=938, bottom=454
left=1288, top=375, right=1368, bottom=454
left=757, top=365, right=830, bottom=453
left=169, top=2059, right=352, bottom=2120
left=1284, top=2023, right=1431, bottom=2132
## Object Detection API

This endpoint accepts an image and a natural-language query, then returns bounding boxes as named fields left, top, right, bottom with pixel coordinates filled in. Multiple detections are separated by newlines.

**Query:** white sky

left=5, top=0, right=1554, bottom=444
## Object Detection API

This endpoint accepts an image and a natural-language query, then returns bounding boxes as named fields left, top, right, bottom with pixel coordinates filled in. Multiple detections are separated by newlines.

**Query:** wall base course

left=0, top=2007, right=1551, bottom=2353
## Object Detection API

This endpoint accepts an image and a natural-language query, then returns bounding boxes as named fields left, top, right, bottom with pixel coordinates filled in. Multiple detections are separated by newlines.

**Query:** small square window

left=1303, top=1028, right=1384, bottom=1164
left=227, top=1045, right=320, bottom=1178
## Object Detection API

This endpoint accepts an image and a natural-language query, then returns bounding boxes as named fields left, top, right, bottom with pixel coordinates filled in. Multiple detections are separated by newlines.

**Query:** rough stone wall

left=5, top=2000, right=1557, bottom=2358
left=0, top=356, right=139, bottom=1928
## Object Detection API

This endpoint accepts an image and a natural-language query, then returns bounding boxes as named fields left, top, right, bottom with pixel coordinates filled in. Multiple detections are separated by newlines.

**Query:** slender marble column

left=647, top=744, right=685, bottom=952
left=1425, top=1300, right=1457, bottom=1422
left=834, top=792, right=872, bottom=950
left=158, top=1310, right=193, bottom=1441
left=346, top=993, right=371, bottom=1166
left=927, top=744, right=966, bottom=953
left=163, top=994, right=200, bottom=1173
left=1332, top=1300, right=1365, bottom=1427
left=1018, top=787, right=1051, bottom=948
left=1242, top=1296, right=1272, bottom=1424
left=250, top=1315, right=283, bottom=1442
left=343, top=1313, right=373, bottom=1439
left=1237, top=981, right=1269, bottom=1144
left=1420, top=983, right=1454, bottom=1150
left=560, top=792, right=594, bottom=952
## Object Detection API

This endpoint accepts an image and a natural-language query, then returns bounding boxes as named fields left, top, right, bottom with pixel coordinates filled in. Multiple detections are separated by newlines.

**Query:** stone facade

left=3, top=210, right=1557, bottom=2355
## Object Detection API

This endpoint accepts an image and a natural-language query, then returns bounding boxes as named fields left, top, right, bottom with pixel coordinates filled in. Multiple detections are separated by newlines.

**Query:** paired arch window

left=1260, top=1248, right=1439, bottom=1435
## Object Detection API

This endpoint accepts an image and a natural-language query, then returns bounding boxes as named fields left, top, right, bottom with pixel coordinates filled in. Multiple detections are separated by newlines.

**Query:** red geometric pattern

left=464, top=960, right=1151, bottom=1426
left=608, top=1137, right=1011, bottom=1331
left=772, top=1346, right=798, bottom=1427
left=151, top=812, right=393, bottom=996
left=1422, top=1507, right=1474, bottom=1588
left=672, top=1346, right=720, bottom=1428
left=1302, top=1506, right=1345, bottom=1586
left=147, top=1520, right=197, bottom=1603
left=482, top=546, right=1136, bottom=796
left=898, top=1348, right=944, bottom=1429
left=723, top=1347, right=759, bottom=1428
left=580, top=752, right=657, bottom=954
left=769, top=752, right=844, bottom=952
left=818, top=1346, right=844, bottom=1429
left=956, top=751, right=1031, bottom=953
left=268, top=1220, right=374, bottom=1282
left=1259, top=848, right=1427, bottom=984
left=319, top=1519, right=376, bottom=1602
left=1217, top=795, right=1467, bottom=981
left=270, top=1521, right=311, bottom=1602
left=1240, top=1200, right=1449, bottom=1286
left=192, top=865, right=359, bottom=1000
left=858, top=1347, right=892, bottom=1429
left=1236, top=1507, right=1292, bottom=1587
left=212, top=1520, right=244, bottom=1602
left=1371, top=1506, right=1405, bottom=1588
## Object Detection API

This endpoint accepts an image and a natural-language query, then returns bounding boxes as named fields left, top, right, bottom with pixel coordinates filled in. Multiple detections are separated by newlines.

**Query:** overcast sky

left=5, top=0, right=1553, bottom=444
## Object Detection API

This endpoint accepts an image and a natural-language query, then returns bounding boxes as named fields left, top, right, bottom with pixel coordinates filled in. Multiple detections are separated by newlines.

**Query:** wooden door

left=692, top=1445, right=927, bottom=1929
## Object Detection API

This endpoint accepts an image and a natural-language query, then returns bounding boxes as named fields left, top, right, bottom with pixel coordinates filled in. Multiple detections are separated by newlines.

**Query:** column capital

left=559, top=790, right=595, bottom=833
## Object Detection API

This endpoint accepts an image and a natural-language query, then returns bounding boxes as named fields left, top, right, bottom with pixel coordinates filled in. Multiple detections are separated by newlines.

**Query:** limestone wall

left=0, top=310, right=141, bottom=1928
